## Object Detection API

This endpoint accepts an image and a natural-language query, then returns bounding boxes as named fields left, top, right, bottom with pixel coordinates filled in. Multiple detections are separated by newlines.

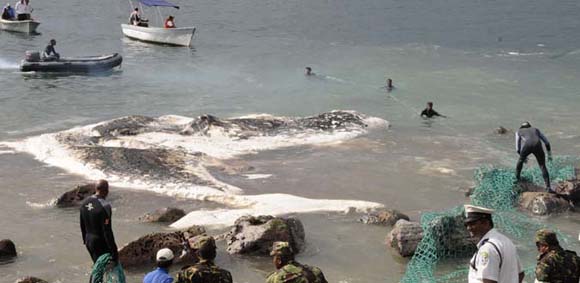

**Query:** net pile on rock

left=400, top=156, right=577, bottom=283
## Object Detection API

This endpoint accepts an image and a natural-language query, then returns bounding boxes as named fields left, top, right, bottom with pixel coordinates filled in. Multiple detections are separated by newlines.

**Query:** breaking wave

left=3, top=111, right=388, bottom=226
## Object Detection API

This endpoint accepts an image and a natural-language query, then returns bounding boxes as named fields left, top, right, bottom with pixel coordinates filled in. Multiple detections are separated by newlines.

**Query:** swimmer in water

left=305, top=67, right=315, bottom=76
left=420, top=102, right=446, bottom=118
left=386, top=78, right=394, bottom=91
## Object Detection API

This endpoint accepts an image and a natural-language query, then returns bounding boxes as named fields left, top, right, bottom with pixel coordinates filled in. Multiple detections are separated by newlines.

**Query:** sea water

left=1, top=0, right=580, bottom=282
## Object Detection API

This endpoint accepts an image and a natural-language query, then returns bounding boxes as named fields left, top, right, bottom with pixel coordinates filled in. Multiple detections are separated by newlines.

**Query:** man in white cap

left=464, top=204, right=524, bottom=283
left=143, top=248, right=175, bottom=283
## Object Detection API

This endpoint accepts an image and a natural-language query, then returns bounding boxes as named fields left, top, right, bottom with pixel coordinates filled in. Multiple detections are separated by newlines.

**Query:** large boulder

left=553, top=180, right=580, bottom=205
left=359, top=209, right=409, bottom=226
left=118, top=226, right=205, bottom=267
left=519, top=192, right=571, bottom=215
left=225, top=215, right=305, bottom=255
left=15, top=277, right=48, bottom=283
left=55, top=183, right=96, bottom=208
left=0, top=239, right=17, bottom=259
left=387, top=220, right=423, bottom=257
left=139, top=207, right=186, bottom=223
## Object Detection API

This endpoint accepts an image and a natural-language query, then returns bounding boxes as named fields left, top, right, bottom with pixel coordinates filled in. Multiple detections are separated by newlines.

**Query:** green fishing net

left=400, top=156, right=577, bottom=283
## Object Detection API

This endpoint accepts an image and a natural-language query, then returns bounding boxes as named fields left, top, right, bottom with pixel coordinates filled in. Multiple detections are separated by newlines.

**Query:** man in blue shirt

left=144, top=248, right=175, bottom=283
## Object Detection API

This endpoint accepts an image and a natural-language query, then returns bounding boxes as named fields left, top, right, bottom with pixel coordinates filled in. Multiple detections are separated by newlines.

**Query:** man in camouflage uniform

left=176, top=235, right=233, bottom=283
left=534, top=229, right=580, bottom=283
left=266, top=241, right=328, bottom=283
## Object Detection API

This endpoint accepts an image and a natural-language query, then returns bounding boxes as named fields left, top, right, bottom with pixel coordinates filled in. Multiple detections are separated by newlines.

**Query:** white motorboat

left=121, top=24, right=195, bottom=46
left=121, top=0, right=195, bottom=46
left=0, top=18, right=40, bottom=33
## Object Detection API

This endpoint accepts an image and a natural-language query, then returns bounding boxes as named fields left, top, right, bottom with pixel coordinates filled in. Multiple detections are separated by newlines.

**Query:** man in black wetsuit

left=420, top=102, right=445, bottom=118
left=80, top=180, right=119, bottom=264
left=515, top=122, right=552, bottom=192
left=42, top=39, right=60, bottom=61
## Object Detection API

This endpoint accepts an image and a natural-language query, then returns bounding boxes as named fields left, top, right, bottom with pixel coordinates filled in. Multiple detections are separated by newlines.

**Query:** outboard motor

left=24, top=50, right=41, bottom=62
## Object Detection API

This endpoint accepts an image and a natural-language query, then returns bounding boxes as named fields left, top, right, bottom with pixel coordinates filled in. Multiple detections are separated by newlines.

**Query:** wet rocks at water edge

left=139, top=207, right=186, bottom=223
left=519, top=192, right=572, bottom=215
left=0, top=239, right=17, bottom=259
left=495, top=126, right=512, bottom=135
left=15, top=277, right=48, bottom=283
left=55, top=183, right=96, bottom=208
left=553, top=180, right=580, bottom=205
left=359, top=209, right=409, bottom=226
left=118, top=225, right=205, bottom=267
left=387, top=220, right=423, bottom=257
left=226, top=215, right=305, bottom=255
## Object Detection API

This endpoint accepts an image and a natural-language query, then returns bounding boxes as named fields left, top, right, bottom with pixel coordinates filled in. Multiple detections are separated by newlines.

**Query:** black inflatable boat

left=20, top=52, right=122, bottom=73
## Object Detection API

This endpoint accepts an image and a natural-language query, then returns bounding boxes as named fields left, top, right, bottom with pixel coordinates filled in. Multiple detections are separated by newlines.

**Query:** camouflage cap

left=535, top=229, right=560, bottom=246
left=270, top=241, right=293, bottom=256
left=188, top=235, right=216, bottom=250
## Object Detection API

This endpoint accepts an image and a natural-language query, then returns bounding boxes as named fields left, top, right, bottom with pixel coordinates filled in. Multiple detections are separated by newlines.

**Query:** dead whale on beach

left=4, top=111, right=388, bottom=226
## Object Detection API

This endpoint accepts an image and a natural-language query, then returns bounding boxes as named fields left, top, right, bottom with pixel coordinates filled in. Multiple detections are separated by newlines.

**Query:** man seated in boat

left=164, top=15, right=175, bottom=28
left=129, top=8, right=148, bottom=27
left=14, top=0, right=32, bottom=21
left=2, top=3, right=15, bottom=20
left=41, top=39, right=60, bottom=61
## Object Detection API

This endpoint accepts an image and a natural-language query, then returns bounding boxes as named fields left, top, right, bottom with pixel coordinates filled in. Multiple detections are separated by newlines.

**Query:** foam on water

left=0, top=58, right=19, bottom=70
left=2, top=112, right=388, bottom=224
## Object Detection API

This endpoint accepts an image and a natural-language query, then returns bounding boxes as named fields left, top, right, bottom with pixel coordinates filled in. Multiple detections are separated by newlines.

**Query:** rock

left=519, top=192, right=571, bottom=215
left=387, top=220, right=423, bottom=257
left=516, top=181, right=545, bottom=193
left=55, top=183, right=95, bottom=208
left=428, top=214, right=475, bottom=257
left=495, top=126, right=511, bottom=135
left=15, top=277, right=48, bottom=283
left=0, top=239, right=17, bottom=258
left=553, top=180, right=580, bottom=205
left=139, top=207, right=186, bottom=223
left=359, top=209, right=410, bottom=226
left=118, top=225, right=205, bottom=267
left=225, top=215, right=305, bottom=255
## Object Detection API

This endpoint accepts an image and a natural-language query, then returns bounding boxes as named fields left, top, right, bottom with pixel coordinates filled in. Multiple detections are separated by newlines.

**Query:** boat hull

left=121, top=24, right=195, bottom=46
left=20, top=53, right=123, bottom=73
left=0, top=19, right=40, bottom=33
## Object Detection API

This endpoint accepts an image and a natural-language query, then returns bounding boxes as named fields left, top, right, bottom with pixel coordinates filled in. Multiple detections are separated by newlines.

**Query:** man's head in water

left=520, top=121, right=531, bottom=128
left=387, top=78, right=393, bottom=89
left=305, top=67, right=313, bottom=76
left=427, top=102, right=433, bottom=109
left=95, top=179, right=109, bottom=199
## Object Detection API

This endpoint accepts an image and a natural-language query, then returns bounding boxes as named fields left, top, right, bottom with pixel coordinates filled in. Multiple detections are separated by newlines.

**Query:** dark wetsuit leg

left=516, top=147, right=533, bottom=181
left=531, top=144, right=550, bottom=188
left=86, top=236, right=108, bottom=263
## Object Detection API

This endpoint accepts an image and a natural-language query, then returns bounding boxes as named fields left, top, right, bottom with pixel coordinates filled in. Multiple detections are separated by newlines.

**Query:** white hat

left=464, top=204, right=494, bottom=223
left=156, top=248, right=174, bottom=262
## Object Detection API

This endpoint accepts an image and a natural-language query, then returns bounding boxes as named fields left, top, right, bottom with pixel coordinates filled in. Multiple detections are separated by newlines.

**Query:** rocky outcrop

left=519, top=192, right=571, bottom=215
left=139, top=207, right=186, bottom=223
left=118, top=226, right=205, bottom=267
left=55, top=183, right=96, bottom=208
left=428, top=214, right=475, bottom=257
left=359, top=209, right=409, bottom=226
left=0, top=239, right=17, bottom=259
left=495, top=126, right=511, bottom=135
left=553, top=180, right=580, bottom=205
left=387, top=220, right=423, bottom=257
left=225, top=215, right=305, bottom=255
left=15, top=277, right=48, bottom=283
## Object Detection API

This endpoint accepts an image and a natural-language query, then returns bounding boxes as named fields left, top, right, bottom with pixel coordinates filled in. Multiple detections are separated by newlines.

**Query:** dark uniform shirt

left=266, top=261, right=328, bottom=283
left=44, top=44, right=57, bottom=56
left=535, top=247, right=580, bottom=283
left=420, top=108, right=441, bottom=118
left=80, top=195, right=118, bottom=262
left=176, top=259, right=233, bottom=283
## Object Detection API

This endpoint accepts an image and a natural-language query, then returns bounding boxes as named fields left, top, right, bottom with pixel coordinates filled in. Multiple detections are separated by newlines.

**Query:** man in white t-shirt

left=464, top=204, right=524, bottom=283
left=14, top=0, right=31, bottom=20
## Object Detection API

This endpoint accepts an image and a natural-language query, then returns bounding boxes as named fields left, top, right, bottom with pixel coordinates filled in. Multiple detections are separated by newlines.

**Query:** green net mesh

left=400, top=156, right=578, bottom=283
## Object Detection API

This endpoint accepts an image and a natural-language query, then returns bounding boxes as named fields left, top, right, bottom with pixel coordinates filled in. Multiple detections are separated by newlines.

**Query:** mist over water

left=2, top=0, right=580, bottom=282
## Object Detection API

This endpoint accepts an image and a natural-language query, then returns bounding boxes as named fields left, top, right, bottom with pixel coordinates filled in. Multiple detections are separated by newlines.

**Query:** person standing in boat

left=14, top=0, right=31, bottom=20
left=164, top=15, right=175, bottom=28
left=42, top=39, right=60, bottom=61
